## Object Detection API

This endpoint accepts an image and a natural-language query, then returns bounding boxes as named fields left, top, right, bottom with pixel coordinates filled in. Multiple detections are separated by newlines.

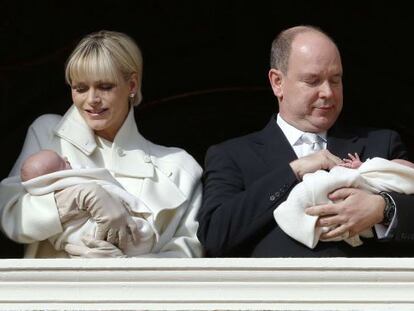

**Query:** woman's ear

left=128, top=73, right=139, bottom=93
left=268, top=69, right=284, bottom=100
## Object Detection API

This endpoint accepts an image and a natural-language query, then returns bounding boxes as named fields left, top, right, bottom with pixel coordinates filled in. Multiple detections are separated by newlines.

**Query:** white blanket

left=274, top=157, right=414, bottom=248
left=22, top=168, right=156, bottom=256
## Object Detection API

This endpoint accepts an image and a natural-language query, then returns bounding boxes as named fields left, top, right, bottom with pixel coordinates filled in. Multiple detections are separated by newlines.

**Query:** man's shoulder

left=330, top=123, right=399, bottom=139
left=208, top=130, right=261, bottom=155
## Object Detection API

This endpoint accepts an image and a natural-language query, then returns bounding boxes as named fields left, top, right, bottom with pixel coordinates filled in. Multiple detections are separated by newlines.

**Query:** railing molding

left=1, top=258, right=414, bottom=310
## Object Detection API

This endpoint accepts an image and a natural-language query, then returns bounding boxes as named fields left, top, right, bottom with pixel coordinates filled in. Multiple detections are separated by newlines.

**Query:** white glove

left=64, top=235, right=126, bottom=258
left=55, top=183, right=139, bottom=250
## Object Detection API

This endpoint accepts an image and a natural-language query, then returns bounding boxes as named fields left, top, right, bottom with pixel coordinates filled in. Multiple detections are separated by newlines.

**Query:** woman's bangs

left=69, top=51, right=120, bottom=84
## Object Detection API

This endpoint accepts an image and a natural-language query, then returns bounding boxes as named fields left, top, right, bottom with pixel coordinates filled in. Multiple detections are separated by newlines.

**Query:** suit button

left=269, top=195, right=276, bottom=201
left=143, top=155, right=151, bottom=163
left=117, top=148, right=125, bottom=157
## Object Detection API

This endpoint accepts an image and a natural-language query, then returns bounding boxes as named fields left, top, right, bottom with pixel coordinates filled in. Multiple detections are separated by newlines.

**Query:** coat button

left=117, top=148, right=125, bottom=156
left=143, top=155, right=151, bottom=163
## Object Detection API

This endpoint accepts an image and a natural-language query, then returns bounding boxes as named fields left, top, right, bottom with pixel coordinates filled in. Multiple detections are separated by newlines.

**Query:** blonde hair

left=65, top=30, right=143, bottom=106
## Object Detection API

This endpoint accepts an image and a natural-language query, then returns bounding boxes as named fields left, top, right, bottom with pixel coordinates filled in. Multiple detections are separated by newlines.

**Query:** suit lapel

left=327, top=125, right=366, bottom=159
left=254, top=117, right=298, bottom=169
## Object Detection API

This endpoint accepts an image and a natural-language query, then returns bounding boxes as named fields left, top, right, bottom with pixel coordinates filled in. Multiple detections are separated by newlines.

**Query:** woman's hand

left=55, top=183, right=139, bottom=250
left=64, top=235, right=126, bottom=258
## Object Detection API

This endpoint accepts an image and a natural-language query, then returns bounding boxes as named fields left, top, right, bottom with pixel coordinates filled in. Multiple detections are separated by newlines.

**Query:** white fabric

left=276, top=114, right=327, bottom=158
left=21, top=168, right=156, bottom=257
left=0, top=106, right=203, bottom=258
left=274, top=157, right=414, bottom=248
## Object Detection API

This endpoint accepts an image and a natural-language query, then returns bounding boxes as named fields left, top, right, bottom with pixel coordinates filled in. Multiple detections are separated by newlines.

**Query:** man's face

left=272, top=32, right=343, bottom=133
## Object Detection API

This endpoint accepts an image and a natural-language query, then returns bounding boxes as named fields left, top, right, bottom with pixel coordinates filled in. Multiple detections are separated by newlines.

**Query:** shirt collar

left=276, top=113, right=327, bottom=146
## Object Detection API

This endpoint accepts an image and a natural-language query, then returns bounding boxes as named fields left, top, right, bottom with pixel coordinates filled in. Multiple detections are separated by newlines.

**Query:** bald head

left=270, top=25, right=339, bottom=74
left=21, top=150, right=71, bottom=182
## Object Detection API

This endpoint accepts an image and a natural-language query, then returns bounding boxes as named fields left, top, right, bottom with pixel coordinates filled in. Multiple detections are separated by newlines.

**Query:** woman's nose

left=86, top=89, right=101, bottom=105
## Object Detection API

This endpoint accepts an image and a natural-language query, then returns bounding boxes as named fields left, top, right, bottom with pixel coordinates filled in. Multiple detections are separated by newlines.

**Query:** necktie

left=301, top=132, right=323, bottom=155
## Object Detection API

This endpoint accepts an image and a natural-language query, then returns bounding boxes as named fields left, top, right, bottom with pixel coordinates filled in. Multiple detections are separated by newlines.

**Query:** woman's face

left=71, top=74, right=137, bottom=141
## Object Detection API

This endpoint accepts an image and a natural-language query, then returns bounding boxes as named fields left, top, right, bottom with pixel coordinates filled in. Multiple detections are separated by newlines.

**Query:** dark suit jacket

left=197, top=116, right=414, bottom=257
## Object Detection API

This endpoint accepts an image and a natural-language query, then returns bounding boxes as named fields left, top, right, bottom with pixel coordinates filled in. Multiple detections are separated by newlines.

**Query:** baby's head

left=21, top=150, right=71, bottom=182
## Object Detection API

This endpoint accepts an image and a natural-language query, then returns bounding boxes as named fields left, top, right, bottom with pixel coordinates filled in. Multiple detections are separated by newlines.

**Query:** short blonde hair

left=65, top=30, right=143, bottom=106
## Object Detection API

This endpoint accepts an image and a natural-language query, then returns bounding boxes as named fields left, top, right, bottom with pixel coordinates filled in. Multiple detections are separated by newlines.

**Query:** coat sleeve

left=386, top=130, right=414, bottom=242
left=0, top=124, right=62, bottom=243
left=197, top=144, right=298, bottom=257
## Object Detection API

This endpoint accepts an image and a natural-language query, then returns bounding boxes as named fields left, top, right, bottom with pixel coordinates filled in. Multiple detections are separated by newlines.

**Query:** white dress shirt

left=276, top=114, right=327, bottom=158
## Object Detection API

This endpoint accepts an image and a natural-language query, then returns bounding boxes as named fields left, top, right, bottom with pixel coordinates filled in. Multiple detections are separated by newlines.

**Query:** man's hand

left=289, top=150, right=343, bottom=180
left=64, top=235, right=127, bottom=258
left=305, top=188, right=385, bottom=239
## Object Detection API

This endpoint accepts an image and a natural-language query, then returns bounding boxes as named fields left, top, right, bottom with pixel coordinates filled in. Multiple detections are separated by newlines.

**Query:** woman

left=0, top=30, right=203, bottom=258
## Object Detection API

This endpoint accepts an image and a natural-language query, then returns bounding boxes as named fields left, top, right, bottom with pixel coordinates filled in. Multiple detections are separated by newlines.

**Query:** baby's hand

left=339, top=153, right=362, bottom=169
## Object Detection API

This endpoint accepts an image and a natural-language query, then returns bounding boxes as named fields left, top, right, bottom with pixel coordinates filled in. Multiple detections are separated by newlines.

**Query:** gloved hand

left=55, top=183, right=139, bottom=250
left=64, top=235, right=126, bottom=258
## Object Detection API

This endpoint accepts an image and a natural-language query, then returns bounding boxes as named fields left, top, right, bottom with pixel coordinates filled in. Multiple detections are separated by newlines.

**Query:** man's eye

left=305, top=79, right=319, bottom=86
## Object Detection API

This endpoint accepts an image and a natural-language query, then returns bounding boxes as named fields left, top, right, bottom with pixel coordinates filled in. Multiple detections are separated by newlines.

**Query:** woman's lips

left=85, top=108, right=109, bottom=117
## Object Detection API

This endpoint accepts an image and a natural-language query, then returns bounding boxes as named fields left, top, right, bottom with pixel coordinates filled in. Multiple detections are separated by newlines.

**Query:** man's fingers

left=316, top=215, right=342, bottom=228
left=328, top=187, right=354, bottom=201
left=305, top=204, right=336, bottom=217
left=320, top=224, right=349, bottom=240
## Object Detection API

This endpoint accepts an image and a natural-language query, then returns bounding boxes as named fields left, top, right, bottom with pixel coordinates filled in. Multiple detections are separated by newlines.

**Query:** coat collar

left=327, top=124, right=365, bottom=160
left=255, top=116, right=366, bottom=168
left=53, top=105, right=154, bottom=178
left=254, top=116, right=298, bottom=169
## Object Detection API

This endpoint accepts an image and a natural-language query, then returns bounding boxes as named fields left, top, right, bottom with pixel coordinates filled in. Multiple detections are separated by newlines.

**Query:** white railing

left=0, top=258, right=414, bottom=310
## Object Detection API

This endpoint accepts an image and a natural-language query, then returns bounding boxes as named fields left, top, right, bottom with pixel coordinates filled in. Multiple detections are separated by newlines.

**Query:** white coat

left=0, top=105, right=203, bottom=258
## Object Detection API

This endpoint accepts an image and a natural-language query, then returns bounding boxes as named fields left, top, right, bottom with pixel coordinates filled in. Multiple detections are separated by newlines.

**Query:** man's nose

left=319, top=81, right=333, bottom=98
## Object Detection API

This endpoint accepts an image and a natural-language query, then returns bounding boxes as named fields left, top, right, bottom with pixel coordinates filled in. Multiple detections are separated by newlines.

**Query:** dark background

left=1, top=1, right=413, bottom=257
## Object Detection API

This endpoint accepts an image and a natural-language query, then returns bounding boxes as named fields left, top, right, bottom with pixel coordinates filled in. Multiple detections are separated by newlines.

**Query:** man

left=197, top=25, right=414, bottom=257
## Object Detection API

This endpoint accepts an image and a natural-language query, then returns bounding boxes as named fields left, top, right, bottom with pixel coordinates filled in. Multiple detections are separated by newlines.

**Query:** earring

left=129, top=93, right=135, bottom=98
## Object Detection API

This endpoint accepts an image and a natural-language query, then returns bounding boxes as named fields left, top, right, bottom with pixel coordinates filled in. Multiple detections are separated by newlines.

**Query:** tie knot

left=301, top=133, right=321, bottom=145
left=301, top=133, right=324, bottom=152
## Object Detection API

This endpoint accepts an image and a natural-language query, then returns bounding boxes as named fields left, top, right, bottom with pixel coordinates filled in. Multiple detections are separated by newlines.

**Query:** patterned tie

left=301, top=132, right=323, bottom=155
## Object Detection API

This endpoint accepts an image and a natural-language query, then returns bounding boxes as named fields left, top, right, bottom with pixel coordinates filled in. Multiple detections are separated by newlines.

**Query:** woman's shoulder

left=146, top=141, right=202, bottom=180
left=29, top=114, right=62, bottom=131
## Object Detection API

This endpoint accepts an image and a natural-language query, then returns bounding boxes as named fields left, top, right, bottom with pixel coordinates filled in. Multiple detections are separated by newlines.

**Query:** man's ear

left=268, top=69, right=284, bottom=100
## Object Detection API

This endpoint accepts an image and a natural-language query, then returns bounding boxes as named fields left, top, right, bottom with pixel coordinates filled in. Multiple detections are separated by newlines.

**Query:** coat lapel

left=255, top=117, right=298, bottom=169
left=327, top=125, right=366, bottom=160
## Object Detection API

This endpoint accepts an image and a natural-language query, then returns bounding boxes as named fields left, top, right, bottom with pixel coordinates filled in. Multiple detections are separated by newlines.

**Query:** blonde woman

left=0, top=31, right=203, bottom=258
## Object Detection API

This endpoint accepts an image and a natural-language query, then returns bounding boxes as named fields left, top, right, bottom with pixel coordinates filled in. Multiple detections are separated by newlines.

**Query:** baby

left=274, top=153, right=414, bottom=248
left=20, top=149, right=156, bottom=257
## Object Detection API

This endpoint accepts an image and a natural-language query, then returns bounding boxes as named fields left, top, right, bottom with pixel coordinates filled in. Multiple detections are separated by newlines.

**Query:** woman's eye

left=73, top=86, right=87, bottom=93
left=99, top=84, right=114, bottom=91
